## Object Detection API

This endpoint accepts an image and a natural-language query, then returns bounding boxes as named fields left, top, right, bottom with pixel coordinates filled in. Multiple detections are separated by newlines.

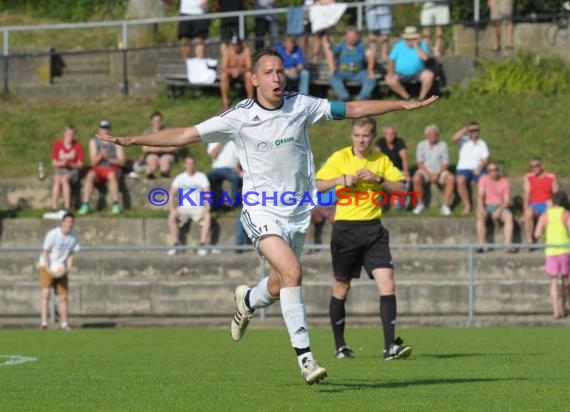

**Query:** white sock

left=297, top=352, right=314, bottom=369
left=280, top=287, right=311, bottom=358
left=248, top=276, right=277, bottom=310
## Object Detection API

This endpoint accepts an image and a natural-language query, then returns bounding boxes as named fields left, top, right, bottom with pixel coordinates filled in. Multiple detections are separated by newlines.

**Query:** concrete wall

left=4, top=177, right=570, bottom=212
left=453, top=23, right=570, bottom=61
left=0, top=215, right=554, bottom=318
left=0, top=248, right=553, bottom=318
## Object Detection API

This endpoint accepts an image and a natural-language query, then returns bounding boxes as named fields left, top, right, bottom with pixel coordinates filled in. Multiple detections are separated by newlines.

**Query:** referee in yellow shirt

left=316, top=116, right=412, bottom=360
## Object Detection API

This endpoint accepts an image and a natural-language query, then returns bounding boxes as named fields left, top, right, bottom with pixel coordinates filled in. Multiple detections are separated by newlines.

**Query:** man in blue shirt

left=326, top=27, right=377, bottom=101
left=385, top=26, right=435, bottom=101
left=276, top=36, right=310, bottom=95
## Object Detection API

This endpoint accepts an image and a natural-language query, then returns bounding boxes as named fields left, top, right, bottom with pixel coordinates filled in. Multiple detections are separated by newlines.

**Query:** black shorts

left=220, top=21, right=239, bottom=42
left=330, top=220, right=393, bottom=280
left=178, top=15, right=210, bottom=40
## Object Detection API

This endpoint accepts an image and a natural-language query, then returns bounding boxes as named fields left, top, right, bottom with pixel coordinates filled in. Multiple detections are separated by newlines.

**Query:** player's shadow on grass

left=419, top=352, right=544, bottom=359
left=318, top=377, right=528, bottom=393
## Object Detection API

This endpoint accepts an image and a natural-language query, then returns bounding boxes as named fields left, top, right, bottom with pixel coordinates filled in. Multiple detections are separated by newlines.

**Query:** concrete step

left=4, top=177, right=570, bottom=214
left=0, top=215, right=531, bottom=246
left=0, top=275, right=554, bottom=317
left=1, top=246, right=553, bottom=317
left=0, top=249, right=546, bottom=281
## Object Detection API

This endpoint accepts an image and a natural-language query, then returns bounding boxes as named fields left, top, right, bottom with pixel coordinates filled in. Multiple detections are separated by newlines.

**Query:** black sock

left=244, top=289, right=252, bottom=311
left=314, top=222, right=324, bottom=244
left=330, top=296, right=346, bottom=350
left=380, top=295, right=397, bottom=351
left=294, top=347, right=311, bottom=357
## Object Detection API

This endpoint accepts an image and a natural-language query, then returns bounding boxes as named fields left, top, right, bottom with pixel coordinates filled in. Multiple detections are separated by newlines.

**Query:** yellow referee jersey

left=316, top=146, right=404, bottom=221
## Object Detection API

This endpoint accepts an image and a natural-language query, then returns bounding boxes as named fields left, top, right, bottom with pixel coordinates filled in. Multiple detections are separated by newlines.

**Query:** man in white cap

left=385, top=26, right=435, bottom=101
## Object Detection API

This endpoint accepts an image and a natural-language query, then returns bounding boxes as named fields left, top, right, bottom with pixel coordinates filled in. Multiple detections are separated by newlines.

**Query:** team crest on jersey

left=255, top=140, right=273, bottom=152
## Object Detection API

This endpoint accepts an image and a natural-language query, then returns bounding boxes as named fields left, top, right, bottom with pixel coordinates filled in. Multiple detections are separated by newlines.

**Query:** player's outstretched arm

left=345, top=95, right=439, bottom=119
left=97, top=126, right=201, bottom=147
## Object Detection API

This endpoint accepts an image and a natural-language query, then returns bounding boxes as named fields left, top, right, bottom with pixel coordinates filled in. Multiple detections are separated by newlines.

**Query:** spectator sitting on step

left=220, top=35, right=254, bottom=111
left=325, top=26, right=377, bottom=101
left=476, top=162, right=516, bottom=254
left=254, top=0, right=279, bottom=51
left=385, top=26, right=434, bottom=102
left=524, top=156, right=559, bottom=248
left=178, top=0, right=210, bottom=60
left=207, top=140, right=241, bottom=209
left=452, top=121, right=490, bottom=214
left=276, top=36, right=310, bottom=95
left=412, top=124, right=454, bottom=216
left=365, top=0, right=392, bottom=61
left=420, top=1, right=450, bottom=58
left=306, top=188, right=336, bottom=252
left=375, top=125, right=410, bottom=210
left=78, top=120, right=124, bottom=215
left=142, top=111, right=178, bottom=179
left=488, top=0, right=514, bottom=53
left=50, top=124, right=84, bottom=212
left=534, top=190, right=570, bottom=319
left=167, top=155, right=212, bottom=256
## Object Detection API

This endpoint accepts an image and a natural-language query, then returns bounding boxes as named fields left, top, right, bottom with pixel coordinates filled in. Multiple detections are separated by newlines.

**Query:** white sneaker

left=197, top=248, right=208, bottom=256
left=301, top=358, right=327, bottom=385
left=413, top=203, right=425, bottom=215
left=211, top=248, right=221, bottom=254
left=440, top=204, right=451, bottom=216
left=167, top=248, right=178, bottom=256
left=128, top=171, right=139, bottom=179
left=230, top=285, right=253, bottom=341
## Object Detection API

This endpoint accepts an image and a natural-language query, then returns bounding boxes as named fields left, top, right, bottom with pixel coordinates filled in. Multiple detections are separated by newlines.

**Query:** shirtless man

left=220, top=35, right=254, bottom=110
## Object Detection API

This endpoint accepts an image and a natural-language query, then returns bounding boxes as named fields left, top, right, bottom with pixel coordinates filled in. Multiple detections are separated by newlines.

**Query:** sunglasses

left=468, top=129, right=480, bottom=132
left=487, top=168, right=498, bottom=172
left=530, top=164, right=541, bottom=168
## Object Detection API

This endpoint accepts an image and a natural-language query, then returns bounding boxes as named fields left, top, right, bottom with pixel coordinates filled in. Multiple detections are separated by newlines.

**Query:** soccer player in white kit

left=98, top=47, right=438, bottom=385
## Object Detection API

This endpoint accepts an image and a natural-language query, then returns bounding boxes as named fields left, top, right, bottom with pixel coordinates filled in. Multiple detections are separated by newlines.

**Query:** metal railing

left=1, top=242, right=564, bottom=325
left=1, top=1, right=568, bottom=98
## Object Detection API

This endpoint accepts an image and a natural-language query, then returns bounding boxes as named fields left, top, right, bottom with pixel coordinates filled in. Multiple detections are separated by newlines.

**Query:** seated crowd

left=48, top=108, right=560, bottom=258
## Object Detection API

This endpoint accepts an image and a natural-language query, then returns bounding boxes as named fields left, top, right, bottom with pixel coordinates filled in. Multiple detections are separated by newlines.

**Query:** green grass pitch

left=1, top=327, right=568, bottom=411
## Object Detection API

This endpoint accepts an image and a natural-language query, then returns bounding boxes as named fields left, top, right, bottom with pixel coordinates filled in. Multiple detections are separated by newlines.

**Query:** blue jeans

left=235, top=215, right=246, bottom=246
left=207, top=167, right=240, bottom=207
left=330, top=70, right=377, bottom=101
left=287, top=69, right=310, bottom=95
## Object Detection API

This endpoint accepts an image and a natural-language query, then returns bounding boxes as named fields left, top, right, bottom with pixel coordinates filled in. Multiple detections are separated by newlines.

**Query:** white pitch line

left=0, top=355, right=38, bottom=366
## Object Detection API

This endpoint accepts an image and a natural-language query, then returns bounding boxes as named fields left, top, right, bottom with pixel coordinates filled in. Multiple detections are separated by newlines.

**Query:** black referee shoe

left=335, top=345, right=354, bottom=359
left=383, top=337, right=412, bottom=360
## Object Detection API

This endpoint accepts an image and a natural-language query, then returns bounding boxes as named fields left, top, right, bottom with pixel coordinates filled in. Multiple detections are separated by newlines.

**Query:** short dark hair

left=252, top=47, right=284, bottom=72
left=184, top=154, right=195, bottom=162
left=552, top=191, right=569, bottom=208
left=150, top=111, right=163, bottom=120
left=65, top=124, right=75, bottom=132
left=62, top=212, right=75, bottom=220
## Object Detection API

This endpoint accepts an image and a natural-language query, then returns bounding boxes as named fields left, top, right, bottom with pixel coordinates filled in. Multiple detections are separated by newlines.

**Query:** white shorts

left=366, top=7, right=392, bottom=34
left=177, top=206, right=204, bottom=227
left=240, top=209, right=311, bottom=258
left=421, top=3, right=450, bottom=27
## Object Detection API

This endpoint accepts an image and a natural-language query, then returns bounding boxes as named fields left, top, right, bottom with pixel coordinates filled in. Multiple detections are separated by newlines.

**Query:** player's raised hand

left=96, top=130, right=135, bottom=146
left=402, top=95, right=439, bottom=111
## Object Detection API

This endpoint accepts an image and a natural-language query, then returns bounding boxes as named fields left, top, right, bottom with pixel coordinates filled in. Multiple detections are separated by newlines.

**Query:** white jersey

left=180, top=0, right=205, bottom=15
left=196, top=93, right=335, bottom=217
left=38, top=227, right=80, bottom=267
left=208, top=141, right=238, bottom=169
left=171, top=171, right=211, bottom=209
